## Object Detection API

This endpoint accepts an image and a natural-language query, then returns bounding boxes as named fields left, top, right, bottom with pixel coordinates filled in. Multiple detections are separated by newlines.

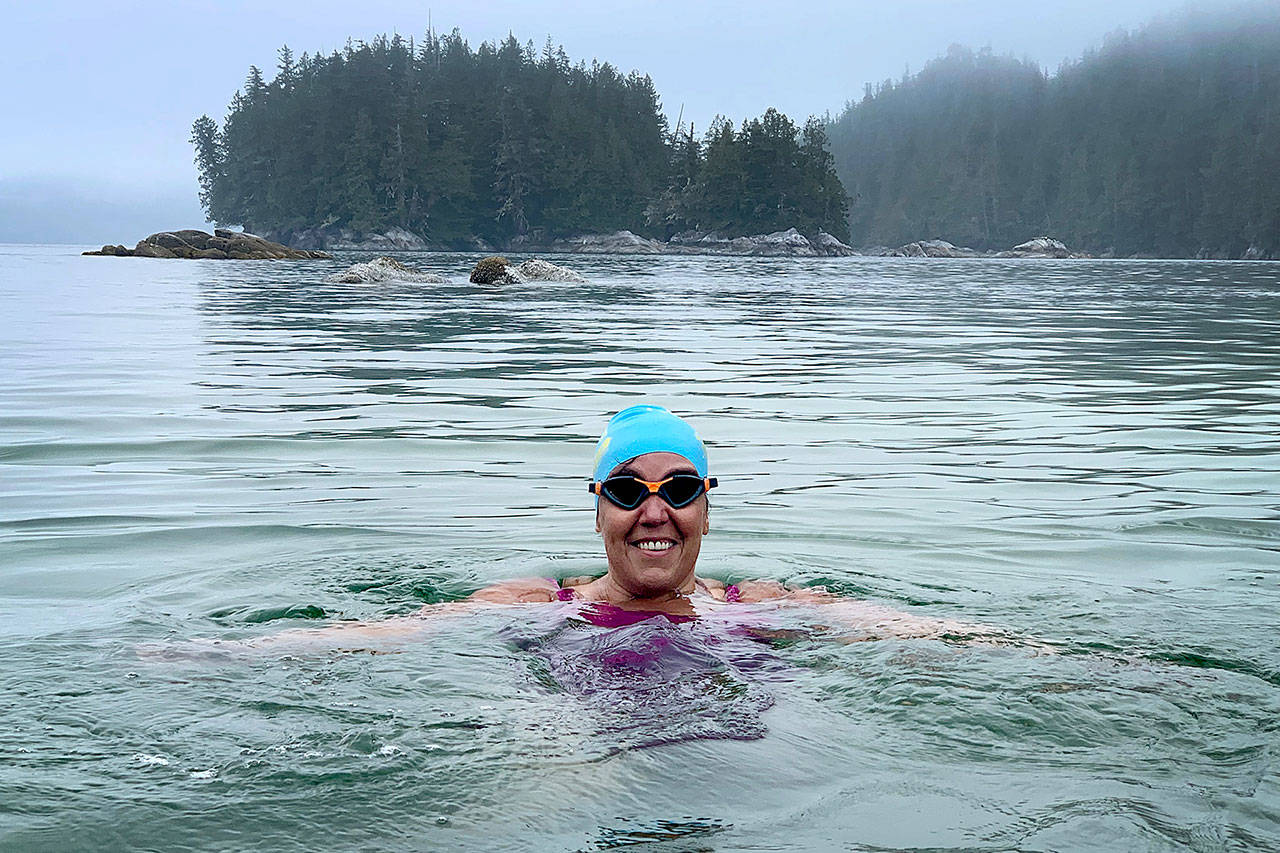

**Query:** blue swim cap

left=591, top=405, right=709, bottom=481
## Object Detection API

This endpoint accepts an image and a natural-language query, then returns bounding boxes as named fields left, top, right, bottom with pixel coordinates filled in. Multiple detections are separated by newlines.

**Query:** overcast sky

left=0, top=0, right=1239, bottom=243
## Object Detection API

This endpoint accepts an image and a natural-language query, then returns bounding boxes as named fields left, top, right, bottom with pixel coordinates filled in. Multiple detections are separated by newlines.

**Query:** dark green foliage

left=827, top=3, right=1280, bottom=256
left=192, top=31, right=849, bottom=244
left=655, top=110, right=850, bottom=241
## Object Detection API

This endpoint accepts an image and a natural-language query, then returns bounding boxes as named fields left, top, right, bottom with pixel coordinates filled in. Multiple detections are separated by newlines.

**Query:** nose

left=636, top=493, right=671, bottom=524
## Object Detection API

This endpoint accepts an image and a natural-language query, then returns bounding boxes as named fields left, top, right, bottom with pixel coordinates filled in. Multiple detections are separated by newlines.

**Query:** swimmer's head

left=591, top=404, right=709, bottom=482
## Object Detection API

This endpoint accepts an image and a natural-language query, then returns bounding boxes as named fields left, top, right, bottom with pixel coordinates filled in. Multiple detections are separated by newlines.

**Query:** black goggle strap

left=589, top=476, right=718, bottom=501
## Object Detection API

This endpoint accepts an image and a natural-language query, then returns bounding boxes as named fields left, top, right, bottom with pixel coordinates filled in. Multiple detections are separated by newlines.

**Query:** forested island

left=192, top=3, right=1278, bottom=258
left=827, top=3, right=1280, bottom=258
left=191, top=33, right=849, bottom=252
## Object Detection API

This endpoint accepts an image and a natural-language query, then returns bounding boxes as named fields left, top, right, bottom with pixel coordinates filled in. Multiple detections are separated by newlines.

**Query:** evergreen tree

left=827, top=2, right=1280, bottom=255
left=192, top=31, right=850, bottom=245
left=190, top=115, right=225, bottom=223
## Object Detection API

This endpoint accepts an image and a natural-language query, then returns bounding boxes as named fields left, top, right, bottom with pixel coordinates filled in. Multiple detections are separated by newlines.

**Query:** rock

left=516, top=258, right=587, bottom=282
left=85, top=229, right=330, bottom=260
left=663, top=228, right=854, bottom=256
left=265, top=226, right=433, bottom=251
left=998, top=237, right=1088, bottom=259
left=557, top=230, right=666, bottom=254
left=331, top=226, right=431, bottom=251
left=83, top=244, right=129, bottom=256
left=749, top=228, right=816, bottom=255
left=469, top=256, right=525, bottom=284
left=146, top=230, right=210, bottom=250
left=889, top=239, right=980, bottom=258
left=814, top=231, right=859, bottom=256
left=330, top=257, right=448, bottom=284
left=131, top=241, right=177, bottom=258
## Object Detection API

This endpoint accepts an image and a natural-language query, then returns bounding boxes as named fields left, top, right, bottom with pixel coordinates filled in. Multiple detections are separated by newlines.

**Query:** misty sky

left=0, top=0, right=1240, bottom=243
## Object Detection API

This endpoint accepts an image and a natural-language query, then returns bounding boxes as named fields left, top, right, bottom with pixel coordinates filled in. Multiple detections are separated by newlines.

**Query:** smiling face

left=595, top=451, right=710, bottom=599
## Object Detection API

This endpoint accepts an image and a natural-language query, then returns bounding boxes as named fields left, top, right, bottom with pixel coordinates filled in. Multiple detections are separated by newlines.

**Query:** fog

left=0, top=0, right=1242, bottom=243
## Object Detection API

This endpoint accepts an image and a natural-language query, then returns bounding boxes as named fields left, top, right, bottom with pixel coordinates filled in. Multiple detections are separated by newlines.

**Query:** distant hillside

left=192, top=32, right=848, bottom=247
left=827, top=2, right=1280, bottom=257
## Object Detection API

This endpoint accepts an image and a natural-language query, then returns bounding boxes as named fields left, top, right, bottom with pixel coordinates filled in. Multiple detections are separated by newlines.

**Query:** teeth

left=636, top=540, right=674, bottom=551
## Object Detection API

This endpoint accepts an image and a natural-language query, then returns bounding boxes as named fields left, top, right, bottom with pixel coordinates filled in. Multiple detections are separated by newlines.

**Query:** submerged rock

left=329, top=257, right=447, bottom=284
left=998, top=237, right=1088, bottom=259
left=469, top=256, right=525, bottom=284
left=516, top=258, right=587, bottom=282
left=84, top=229, right=330, bottom=260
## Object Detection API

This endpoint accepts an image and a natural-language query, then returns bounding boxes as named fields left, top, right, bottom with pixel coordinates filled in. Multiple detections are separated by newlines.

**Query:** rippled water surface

left=2, top=245, right=1278, bottom=851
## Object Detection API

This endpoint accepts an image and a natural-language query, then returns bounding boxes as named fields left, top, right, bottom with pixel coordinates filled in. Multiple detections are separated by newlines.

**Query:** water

left=2, top=244, right=1278, bottom=851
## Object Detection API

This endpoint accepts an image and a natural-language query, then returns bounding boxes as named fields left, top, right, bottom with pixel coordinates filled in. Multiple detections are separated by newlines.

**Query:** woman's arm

left=731, top=579, right=1042, bottom=646
left=465, top=577, right=562, bottom=604
left=138, top=602, right=477, bottom=660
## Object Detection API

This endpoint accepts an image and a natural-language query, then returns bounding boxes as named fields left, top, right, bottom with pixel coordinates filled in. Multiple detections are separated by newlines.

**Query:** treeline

left=192, top=32, right=848, bottom=245
left=827, top=3, right=1280, bottom=256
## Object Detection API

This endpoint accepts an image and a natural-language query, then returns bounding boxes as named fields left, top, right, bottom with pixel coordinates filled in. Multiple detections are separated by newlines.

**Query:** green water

left=1, top=245, right=1278, bottom=851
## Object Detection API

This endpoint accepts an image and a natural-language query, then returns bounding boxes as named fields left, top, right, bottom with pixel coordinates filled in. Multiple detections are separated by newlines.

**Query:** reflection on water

left=1, top=245, right=1279, bottom=851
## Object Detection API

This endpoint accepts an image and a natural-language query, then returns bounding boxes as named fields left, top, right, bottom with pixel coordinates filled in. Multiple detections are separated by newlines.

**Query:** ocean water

left=1, top=244, right=1278, bottom=851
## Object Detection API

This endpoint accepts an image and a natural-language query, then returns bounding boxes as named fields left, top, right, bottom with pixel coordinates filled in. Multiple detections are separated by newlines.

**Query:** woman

left=232, top=404, right=979, bottom=649
left=463, top=404, right=966, bottom=640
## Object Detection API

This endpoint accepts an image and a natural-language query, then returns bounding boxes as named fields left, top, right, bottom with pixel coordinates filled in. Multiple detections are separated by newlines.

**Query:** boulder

left=146, top=230, right=210, bottom=250
left=83, top=244, right=130, bottom=256
left=264, top=226, right=433, bottom=251
left=559, top=230, right=665, bottom=254
left=131, top=241, right=177, bottom=258
left=998, top=237, right=1088, bottom=259
left=813, top=231, right=859, bottom=256
left=469, top=256, right=525, bottom=284
left=748, top=228, right=816, bottom=255
left=888, top=239, right=980, bottom=258
left=516, top=258, right=587, bottom=282
left=329, top=257, right=448, bottom=284
left=664, top=228, right=854, bottom=256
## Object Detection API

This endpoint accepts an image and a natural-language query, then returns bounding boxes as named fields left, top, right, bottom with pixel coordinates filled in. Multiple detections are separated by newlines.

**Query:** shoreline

left=263, top=227, right=1276, bottom=261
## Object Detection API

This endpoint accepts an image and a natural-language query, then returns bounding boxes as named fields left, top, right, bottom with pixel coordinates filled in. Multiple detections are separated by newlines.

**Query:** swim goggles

left=589, top=475, right=718, bottom=510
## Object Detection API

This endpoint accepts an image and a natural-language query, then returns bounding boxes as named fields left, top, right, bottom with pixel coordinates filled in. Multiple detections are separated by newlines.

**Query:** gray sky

left=0, top=0, right=1237, bottom=243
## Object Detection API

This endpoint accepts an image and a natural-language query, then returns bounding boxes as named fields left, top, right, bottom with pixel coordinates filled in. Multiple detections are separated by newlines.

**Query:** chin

left=625, top=561, right=690, bottom=591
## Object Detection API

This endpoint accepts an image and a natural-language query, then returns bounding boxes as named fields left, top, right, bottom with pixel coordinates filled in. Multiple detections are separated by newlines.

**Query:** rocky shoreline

left=85, top=226, right=1274, bottom=261
left=260, top=225, right=1100, bottom=259
left=263, top=226, right=860, bottom=257
left=867, top=237, right=1091, bottom=259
